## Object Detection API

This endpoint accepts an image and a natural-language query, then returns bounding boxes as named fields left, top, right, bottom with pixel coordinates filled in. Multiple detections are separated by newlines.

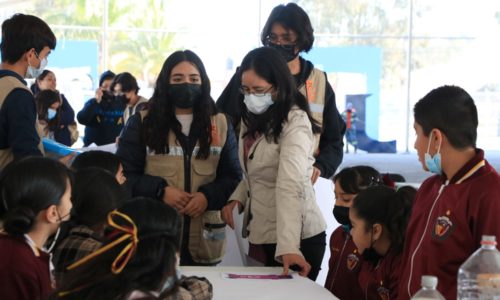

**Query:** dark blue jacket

left=46, top=94, right=75, bottom=146
left=116, top=113, right=242, bottom=210
left=0, top=70, right=43, bottom=160
left=77, top=97, right=125, bottom=146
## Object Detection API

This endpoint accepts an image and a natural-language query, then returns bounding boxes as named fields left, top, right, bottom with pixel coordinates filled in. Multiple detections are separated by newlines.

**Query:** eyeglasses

left=239, top=86, right=273, bottom=97
left=265, top=33, right=297, bottom=47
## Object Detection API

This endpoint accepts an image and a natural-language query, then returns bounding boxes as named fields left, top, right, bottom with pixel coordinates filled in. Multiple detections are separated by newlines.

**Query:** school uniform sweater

left=324, top=226, right=364, bottom=299
left=0, top=234, right=52, bottom=300
left=397, top=149, right=500, bottom=299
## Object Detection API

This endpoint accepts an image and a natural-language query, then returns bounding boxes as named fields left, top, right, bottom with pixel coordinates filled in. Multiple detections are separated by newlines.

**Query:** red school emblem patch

left=432, top=213, right=455, bottom=240
left=346, top=253, right=360, bottom=272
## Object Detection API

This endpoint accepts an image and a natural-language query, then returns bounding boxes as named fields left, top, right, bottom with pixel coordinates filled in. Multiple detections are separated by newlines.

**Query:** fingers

left=311, top=167, right=321, bottom=184
left=282, top=261, right=290, bottom=276
left=281, top=254, right=311, bottom=278
left=298, top=261, right=311, bottom=277
left=222, top=206, right=235, bottom=229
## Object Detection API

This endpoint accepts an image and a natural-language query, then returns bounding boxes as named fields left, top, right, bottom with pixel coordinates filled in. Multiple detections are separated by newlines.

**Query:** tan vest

left=0, top=76, right=44, bottom=168
left=141, top=111, right=228, bottom=264
left=298, top=68, right=326, bottom=153
left=123, top=96, right=148, bottom=124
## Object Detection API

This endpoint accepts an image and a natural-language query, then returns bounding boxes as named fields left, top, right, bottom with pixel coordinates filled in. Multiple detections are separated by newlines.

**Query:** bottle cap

left=481, top=235, right=497, bottom=246
left=421, top=275, right=438, bottom=288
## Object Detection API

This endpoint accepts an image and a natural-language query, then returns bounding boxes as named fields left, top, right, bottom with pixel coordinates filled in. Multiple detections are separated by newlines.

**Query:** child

left=350, top=185, right=416, bottom=300
left=398, top=85, right=500, bottom=299
left=0, top=157, right=72, bottom=299
left=324, top=165, right=382, bottom=298
left=71, top=150, right=126, bottom=185
left=52, top=198, right=213, bottom=300
left=52, top=167, right=124, bottom=283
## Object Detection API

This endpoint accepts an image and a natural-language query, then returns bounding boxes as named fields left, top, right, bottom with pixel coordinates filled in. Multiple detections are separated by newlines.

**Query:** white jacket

left=230, top=106, right=326, bottom=260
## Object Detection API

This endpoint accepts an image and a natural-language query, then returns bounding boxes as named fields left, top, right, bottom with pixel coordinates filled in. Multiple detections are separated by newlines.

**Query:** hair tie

left=65, top=210, right=138, bottom=274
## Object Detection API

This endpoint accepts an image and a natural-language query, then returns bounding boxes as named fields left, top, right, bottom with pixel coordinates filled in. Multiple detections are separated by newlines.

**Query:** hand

left=179, top=192, right=208, bottom=218
left=58, top=152, right=76, bottom=167
left=162, top=186, right=190, bottom=211
left=95, top=87, right=103, bottom=103
left=281, top=253, right=311, bottom=277
left=221, top=200, right=242, bottom=230
left=311, top=166, right=321, bottom=184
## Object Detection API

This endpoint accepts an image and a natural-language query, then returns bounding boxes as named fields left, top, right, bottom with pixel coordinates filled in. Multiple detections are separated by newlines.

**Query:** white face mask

left=26, top=55, right=48, bottom=79
left=244, top=93, right=274, bottom=115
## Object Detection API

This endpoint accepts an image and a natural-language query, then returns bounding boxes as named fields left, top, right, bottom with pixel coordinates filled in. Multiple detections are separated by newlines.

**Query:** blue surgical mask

left=47, top=108, right=57, bottom=120
left=424, top=131, right=443, bottom=175
left=244, top=93, right=274, bottom=115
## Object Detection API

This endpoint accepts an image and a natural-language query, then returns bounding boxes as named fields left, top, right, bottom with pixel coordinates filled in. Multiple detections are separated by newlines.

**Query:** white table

left=181, top=266, right=339, bottom=300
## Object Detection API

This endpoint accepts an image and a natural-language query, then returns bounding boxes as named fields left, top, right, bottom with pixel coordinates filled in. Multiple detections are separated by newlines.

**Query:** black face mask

left=362, top=230, right=383, bottom=265
left=116, top=95, right=130, bottom=105
left=266, top=42, right=298, bottom=62
left=333, top=205, right=351, bottom=227
left=169, top=83, right=202, bottom=109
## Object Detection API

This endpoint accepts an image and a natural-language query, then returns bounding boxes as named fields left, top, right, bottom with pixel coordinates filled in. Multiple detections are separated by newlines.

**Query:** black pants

left=249, top=231, right=326, bottom=281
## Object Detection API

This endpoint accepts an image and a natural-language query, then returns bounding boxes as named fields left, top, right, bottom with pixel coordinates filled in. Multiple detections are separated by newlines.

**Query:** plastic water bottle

left=457, top=235, right=500, bottom=300
left=411, top=275, right=445, bottom=299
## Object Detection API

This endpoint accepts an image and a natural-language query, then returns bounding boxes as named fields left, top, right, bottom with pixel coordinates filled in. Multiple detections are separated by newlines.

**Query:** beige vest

left=123, top=96, right=148, bottom=124
left=141, top=111, right=229, bottom=264
left=298, top=68, right=326, bottom=153
left=0, top=76, right=44, bottom=168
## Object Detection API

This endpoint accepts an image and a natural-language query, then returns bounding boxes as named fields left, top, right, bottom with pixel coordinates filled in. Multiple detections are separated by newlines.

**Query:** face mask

left=244, top=93, right=274, bottom=115
left=169, top=83, right=202, bottom=109
left=266, top=42, right=298, bottom=62
left=46, top=209, right=71, bottom=253
left=161, top=255, right=182, bottom=292
left=333, top=205, right=351, bottom=227
left=424, top=131, right=443, bottom=175
left=47, top=108, right=57, bottom=120
left=116, top=95, right=130, bottom=105
left=362, top=228, right=382, bottom=265
left=26, top=54, right=48, bottom=79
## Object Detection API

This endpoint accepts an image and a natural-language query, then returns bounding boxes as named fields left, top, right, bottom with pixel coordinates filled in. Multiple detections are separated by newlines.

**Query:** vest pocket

left=189, top=210, right=227, bottom=264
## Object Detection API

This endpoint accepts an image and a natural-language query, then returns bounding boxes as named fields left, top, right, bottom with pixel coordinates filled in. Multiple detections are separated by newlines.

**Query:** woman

left=52, top=198, right=213, bottom=299
left=0, top=157, right=73, bottom=299
left=325, top=166, right=382, bottom=298
left=222, top=47, right=326, bottom=280
left=217, top=2, right=345, bottom=184
left=32, top=70, right=77, bottom=146
left=116, top=50, right=242, bottom=265
left=349, top=185, right=416, bottom=300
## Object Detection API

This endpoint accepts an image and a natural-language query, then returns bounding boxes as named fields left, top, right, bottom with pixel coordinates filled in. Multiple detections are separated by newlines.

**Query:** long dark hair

left=333, top=165, right=382, bottom=194
left=30, top=69, right=54, bottom=95
left=240, top=47, right=320, bottom=143
left=35, top=89, right=61, bottom=130
left=0, top=157, right=71, bottom=235
left=352, top=185, right=416, bottom=254
left=143, top=50, right=217, bottom=159
left=52, top=198, right=182, bottom=299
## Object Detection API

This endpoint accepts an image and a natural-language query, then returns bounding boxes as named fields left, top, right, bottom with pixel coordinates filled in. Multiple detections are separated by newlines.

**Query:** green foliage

left=29, top=0, right=175, bottom=86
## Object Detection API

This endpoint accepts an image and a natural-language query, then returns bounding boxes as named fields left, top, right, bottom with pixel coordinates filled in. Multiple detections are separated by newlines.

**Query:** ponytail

left=386, top=186, right=416, bottom=253
left=352, top=185, right=416, bottom=254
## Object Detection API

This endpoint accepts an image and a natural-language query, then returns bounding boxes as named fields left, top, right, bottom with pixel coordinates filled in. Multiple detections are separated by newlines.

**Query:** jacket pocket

left=189, top=210, right=227, bottom=264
